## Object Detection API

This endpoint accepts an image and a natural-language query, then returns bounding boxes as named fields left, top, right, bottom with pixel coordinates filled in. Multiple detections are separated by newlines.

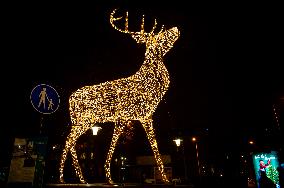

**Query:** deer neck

left=135, top=50, right=170, bottom=91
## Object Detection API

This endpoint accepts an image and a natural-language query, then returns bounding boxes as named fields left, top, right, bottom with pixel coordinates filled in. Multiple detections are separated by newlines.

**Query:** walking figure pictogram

left=48, top=99, right=54, bottom=110
left=38, top=87, right=49, bottom=109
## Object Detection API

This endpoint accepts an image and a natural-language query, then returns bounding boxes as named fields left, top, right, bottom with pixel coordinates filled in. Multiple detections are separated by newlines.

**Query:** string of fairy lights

left=59, top=9, right=180, bottom=184
left=272, top=104, right=280, bottom=130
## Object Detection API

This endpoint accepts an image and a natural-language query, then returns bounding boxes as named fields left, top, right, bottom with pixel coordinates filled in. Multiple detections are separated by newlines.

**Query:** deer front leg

left=141, top=119, right=169, bottom=183
left=59, top=127, right=77, bottom=183
left=59, top=141, right=70, bottom=183
left=59, top=126, right=87, bottom=183
left=104, top=123, right=126, bottom=184
left=70, top=146, right=86, bottom=183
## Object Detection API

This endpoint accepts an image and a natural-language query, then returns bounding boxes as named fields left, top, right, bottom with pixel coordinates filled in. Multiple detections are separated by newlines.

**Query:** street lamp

left=173, top=138, right=188, bottom=182
left=91, top=125, right=102, bottom=135
left=173, top=138, right=183, bottom=148
left=192, top=137, right=200, bottom=177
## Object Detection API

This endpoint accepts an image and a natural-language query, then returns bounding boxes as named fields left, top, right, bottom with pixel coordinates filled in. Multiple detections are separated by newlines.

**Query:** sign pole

left=29, top=83, right=60, bottom=187
left=39, top=115, right=44, bottom=135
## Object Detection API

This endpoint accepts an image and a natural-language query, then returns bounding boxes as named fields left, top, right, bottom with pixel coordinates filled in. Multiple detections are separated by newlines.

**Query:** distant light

left=192, top=137, right=196, bottom=142
left=249, top=141, right=254, bottom=145
left=173, top=138, right=183, bottom=147
left=120, top=156, right=126, bottom=160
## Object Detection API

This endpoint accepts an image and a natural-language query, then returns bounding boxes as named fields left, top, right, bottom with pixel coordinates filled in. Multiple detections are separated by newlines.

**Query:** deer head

left=110, top=9, right=180, bottom=57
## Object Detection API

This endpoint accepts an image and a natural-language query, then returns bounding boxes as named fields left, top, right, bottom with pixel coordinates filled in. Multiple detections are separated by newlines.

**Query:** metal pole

left=39, top=115, right=44, bottom=135
left=195, top=142, right=201, bottom=180
left=182, top=143, right=188, bottom=182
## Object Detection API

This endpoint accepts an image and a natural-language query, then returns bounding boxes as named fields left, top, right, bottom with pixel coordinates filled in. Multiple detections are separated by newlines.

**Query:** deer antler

left=110, top=9, right=164, bottom=36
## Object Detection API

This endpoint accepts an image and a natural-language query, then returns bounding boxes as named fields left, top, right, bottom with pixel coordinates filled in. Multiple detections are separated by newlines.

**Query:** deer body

left=59, top=9, right=180, bottom=184
left=70, top=60, right=169, bottom=124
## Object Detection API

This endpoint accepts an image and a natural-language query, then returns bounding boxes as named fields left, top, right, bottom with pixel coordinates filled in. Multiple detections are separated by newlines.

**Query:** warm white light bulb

left=174, top=139, right=182, bottom=147
left=91, top=126, right=101, bottom=135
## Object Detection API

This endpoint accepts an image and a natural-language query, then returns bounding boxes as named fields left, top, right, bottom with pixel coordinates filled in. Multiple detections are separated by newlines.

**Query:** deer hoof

left=106, top=179, right=114, bottom=184
left=59, top=178, right=65, bottom=184
left=164, top=179, right=171, bottom=184
left=80, top=180, right=87, bottom=184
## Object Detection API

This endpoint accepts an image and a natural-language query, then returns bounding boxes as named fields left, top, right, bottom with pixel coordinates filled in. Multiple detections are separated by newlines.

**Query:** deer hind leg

left=59, top=125, right=88, bottom=183
left=141, top=119, right=169, bottom=183
left=104, top=122, right=126, bottom=184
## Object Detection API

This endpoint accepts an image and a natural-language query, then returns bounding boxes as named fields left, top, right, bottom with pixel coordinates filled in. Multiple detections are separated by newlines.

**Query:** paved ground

left=45, top=183, right=195, bottom=187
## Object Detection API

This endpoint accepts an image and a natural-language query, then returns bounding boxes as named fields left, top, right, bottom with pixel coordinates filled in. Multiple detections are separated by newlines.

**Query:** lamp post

left=173, top=138, right=188, bottom=182
left=192, top=137, right=200, bottom=178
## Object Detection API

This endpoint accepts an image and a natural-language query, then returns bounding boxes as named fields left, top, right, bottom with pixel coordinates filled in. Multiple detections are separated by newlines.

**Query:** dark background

left=1, top=1, right=283, bottom=184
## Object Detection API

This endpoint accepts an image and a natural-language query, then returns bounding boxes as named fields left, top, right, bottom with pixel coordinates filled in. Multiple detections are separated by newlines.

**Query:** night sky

left=1, top=2, right=283, bottom=161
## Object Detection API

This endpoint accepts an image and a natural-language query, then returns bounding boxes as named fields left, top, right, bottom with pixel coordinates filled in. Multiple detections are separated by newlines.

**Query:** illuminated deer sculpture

left=59, top=9, right=180, bottom=184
